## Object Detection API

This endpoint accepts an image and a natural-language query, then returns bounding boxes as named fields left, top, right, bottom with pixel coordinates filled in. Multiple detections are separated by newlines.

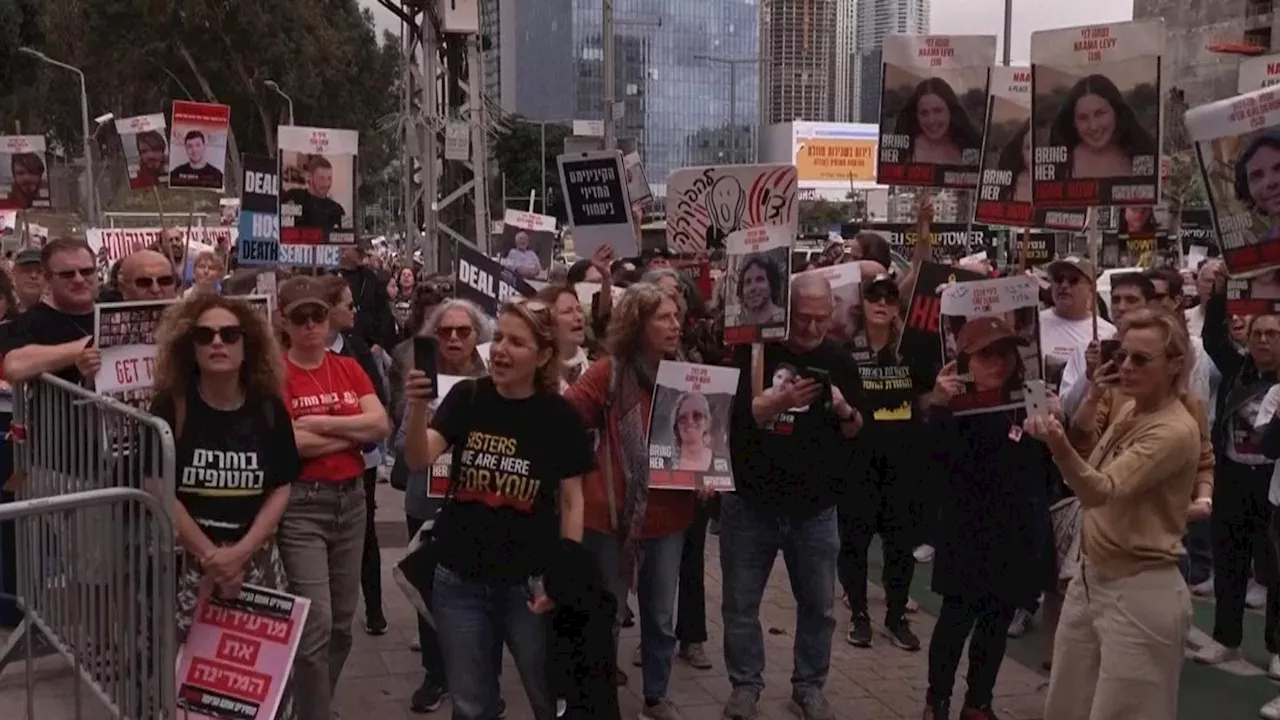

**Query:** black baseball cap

left=14, top=249, right=41, bottom=266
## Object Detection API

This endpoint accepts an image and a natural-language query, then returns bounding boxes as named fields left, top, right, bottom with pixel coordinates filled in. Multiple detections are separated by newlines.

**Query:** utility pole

left=1002, top=0, right=1013, bottom=66
left=602, top=0, right=617, bottom=150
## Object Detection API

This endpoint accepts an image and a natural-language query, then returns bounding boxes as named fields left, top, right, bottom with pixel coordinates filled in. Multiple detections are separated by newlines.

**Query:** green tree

left=492, top=117, right=573, bottom=221
left=799, top=199, right=853, bottom=232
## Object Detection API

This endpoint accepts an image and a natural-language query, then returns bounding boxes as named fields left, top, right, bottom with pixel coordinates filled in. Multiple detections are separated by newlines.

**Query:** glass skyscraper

left=509, top=0, right=760, bottom=196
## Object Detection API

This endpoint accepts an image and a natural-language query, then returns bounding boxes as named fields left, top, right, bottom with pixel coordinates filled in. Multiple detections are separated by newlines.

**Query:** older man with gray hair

left=721, top=270, right=867, bottom=720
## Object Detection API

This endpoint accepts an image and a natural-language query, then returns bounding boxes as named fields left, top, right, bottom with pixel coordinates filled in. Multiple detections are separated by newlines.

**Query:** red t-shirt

left=283, top=352, right=375, bottom=482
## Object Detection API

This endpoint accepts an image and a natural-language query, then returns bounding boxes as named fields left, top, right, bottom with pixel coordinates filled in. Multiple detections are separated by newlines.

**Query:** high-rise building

left=498, top=0, right=760, bottom=194
left=851, top=0, right=930, bottom=124
left=1133, top=0, right=1276, bottom=107
left=762, top=0, right=839, bottom=124
left=831, top=0, right=857, bottom=121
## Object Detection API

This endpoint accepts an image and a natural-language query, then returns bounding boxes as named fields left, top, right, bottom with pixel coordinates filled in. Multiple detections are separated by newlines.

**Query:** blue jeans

left=433, top=565, right=553, bottom=720
left=719, top=493, right=839, bottom=696
left=583, top=529, right=684, bottom=702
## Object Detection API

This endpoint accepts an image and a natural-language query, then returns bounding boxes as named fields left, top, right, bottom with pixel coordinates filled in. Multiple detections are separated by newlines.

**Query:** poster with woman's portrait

left=939, top=275, right=1043, bottom=415
left=647, top=361, right=740, bottom=492
left=1185, top=84, right=1280, bottom=276
left=792, top=263, right=871, bottom=363
left=724, top=225, right=792, bottom=344
left=0, top=135, right=51, bottom=210
left=974, top=67, right=1088, bottom=231
left=115, top=113, right=169, bottom=190
left=1113, top=203, right=1171, bottom=266
left=1030, top=19, right=1164, bottom=208
left=877, top=34, right=996, bottom=189
left=1226, top=273, right=1280, bottom=317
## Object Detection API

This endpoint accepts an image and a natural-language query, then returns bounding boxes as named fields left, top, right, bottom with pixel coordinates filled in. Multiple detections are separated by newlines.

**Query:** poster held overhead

left=454, top=241, right=536, bottom=317
left=1185, top=84, right=1280, bottom=275
left=168, top=101, right=230, bottom=192
left=723, top=226, right=792, bottom=345
left=1030, top=19, right=1164, bottom=208
left=115, top=114, right=169, bottom=190
left=877, top=34, right=996, bottom=189
left=557, top=151, right=635, bottom=259
left=1239, top=53, right=1280, bottom=93
left=498, top=210, right=556, bottom=280
left=278, top=126, right=359, bottom=263
left=237, top=155, right=281, bottom=268
left=623, top=152, right=653, bottom=205
left=666, top=164, right=799, bottom=254
left=647, top=361, right=740, bottom=492
left=0, top=135, right=51, bottom=210
left=939, top=275, right=1044, bottom=416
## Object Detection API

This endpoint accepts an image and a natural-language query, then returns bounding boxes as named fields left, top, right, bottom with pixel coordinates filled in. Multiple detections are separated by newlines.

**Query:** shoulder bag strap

left=602, top=362, right=619, bottom=532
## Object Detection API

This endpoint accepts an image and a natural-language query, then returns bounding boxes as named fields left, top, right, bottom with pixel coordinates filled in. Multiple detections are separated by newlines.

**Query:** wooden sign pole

left=1087, top=208, right=1100, bottom=340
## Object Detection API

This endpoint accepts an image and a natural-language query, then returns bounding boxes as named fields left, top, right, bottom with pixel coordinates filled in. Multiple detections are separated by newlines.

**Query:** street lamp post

left=19, top=47, right=96, bottom=222
left=264, top=80, right=295, bottom=125
left=694, top=55, right=760, bottom=164
left=514, top=118, right=573, bottom=215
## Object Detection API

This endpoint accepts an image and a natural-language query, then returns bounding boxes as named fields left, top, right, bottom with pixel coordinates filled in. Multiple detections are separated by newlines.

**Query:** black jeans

left=926, top=595, right=1016, bottom=709
left=406, top=515, right=448, bottom=683
left=837, top=507, right=914, bottom=625
left=676, top=499, right=712, bottom=645
left=361, top=469, right=385, bottom=624
left=1211, top=461, right=1275, bottom=650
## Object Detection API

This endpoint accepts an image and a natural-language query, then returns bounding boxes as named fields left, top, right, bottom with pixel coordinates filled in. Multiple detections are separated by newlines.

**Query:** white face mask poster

left=646, top=361, right=741, bottom=492
left=665, top=164, right=798, bottom=254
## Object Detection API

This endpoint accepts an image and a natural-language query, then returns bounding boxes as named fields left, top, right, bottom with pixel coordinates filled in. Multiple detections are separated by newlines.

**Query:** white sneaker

left=1249, top=582, right=1268, bottom=610
left=1269, top=654, right=1280, bottom=681
left=1193, top=641, right=1243, bottom=665
left=1191, top=576, right=1215, bottom=596
left=1007, top=608, right=1035, bottom=638
left=1260, top=694, right=1280, bottom=720
left=913, top=544, right=935, bottom=563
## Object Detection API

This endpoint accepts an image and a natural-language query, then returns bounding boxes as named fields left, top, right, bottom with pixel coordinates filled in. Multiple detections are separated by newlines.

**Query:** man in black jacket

left=339, top=242, right=398, bottom=351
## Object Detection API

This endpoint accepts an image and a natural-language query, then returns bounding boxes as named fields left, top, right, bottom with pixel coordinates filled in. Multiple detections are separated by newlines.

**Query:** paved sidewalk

left=0, top=484, right=1049, bottom=719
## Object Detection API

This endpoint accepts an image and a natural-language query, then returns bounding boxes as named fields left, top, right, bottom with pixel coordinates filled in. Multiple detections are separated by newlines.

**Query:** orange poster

left=794, top=139, right=876, bottom=183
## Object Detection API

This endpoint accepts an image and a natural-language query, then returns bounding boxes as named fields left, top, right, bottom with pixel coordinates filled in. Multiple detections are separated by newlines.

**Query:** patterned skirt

left=177, top=542, right=294, bottom=720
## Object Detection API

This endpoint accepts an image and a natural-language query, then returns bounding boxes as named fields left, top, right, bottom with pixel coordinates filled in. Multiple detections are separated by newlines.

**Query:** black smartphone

left=801, top=366, right=834, bottom=413
left=413, top=336, right=440, bottom=399
left=1100, top=339, right=1121, bottom=366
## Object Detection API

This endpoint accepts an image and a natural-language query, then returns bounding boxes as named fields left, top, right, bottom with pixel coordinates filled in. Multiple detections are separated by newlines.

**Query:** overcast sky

left=931, top=0, right=1134, bottom=64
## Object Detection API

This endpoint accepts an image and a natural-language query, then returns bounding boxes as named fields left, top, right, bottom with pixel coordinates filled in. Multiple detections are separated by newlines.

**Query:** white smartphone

left=1023, top=380, right=1049, bottom=419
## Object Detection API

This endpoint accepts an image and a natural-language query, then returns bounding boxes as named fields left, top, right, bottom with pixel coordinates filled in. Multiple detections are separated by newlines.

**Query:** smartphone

left=1023, top=380, right=1049, bottom=420
left=801, top=367, right=834, bottom=413
left=412, top=336, right=440, bottom=400
left=1099, top=339, right=1121, bottom=366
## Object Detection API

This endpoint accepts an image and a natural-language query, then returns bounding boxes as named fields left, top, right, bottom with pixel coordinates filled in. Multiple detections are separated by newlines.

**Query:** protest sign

left=1227, top=273, right=1280, bottom=316
left=1240, top=53, right=1280, bottom=93
left=88, top=227, right=238, bottom=263
left=897, top=261, right=984, bottom=374
left=279, top=126, right=359, bottom=251
left=666, top=164, right=799, bottom=253
left=237, top=155, right=280, bottom=268
left=498, top=210, right=556, bottom=280
left=624, top=151, right=653, bottom=204
left=454, top=242, right=535, bottom=317
left=1031, top=19, right=1164, bottom=208
left=426, top=376, right=468, bottom=497
left=939, top=275, right=1043, bottom=415
left=792, top=263, right=871, bottom=363
left=176, top=584, right=309, bottom=720
left=1179, top=209, right=1215, bottom=249
left=168, top=101, right=230, bottom=192
left=974, top=66, right=1088, bottom=230
left=1114, top=204, right=1171, bottom=266
left=647, top=361, right=739, bottom=491
left=877, top=34, right=995, bottom=189
left=94, top=300, right=174, bottom=407
left=1016, top=232, right=1055, bottom=266
left=115, top=113, right=169, bottom=190
left=558, top=151, right=635, bottom=259
left=0, top=135, right=51, bottom=210
left=723, top=225, right=792, bottom=344
left=1186, top=84, right=1280, bottom=275
left=220, top=199, right=241, bottom=227
left=857, top=222, right=995, bottom=259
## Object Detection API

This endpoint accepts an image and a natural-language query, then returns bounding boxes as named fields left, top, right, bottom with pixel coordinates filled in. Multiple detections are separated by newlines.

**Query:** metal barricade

left=0, top=374, right=177, bottom=720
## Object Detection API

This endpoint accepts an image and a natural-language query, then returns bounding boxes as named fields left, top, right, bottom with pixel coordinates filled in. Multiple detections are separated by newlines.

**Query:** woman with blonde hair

left=1026, top=308, right=1201, bottom=720
left=186, top=250, right=224, bottom=296
left=402, top=297, right=593, bottom=720
left=564, top=281, right=705, bottom=715
left=148, top=295, right=301, bottom=716
left=671, top=391, right=714, bottom=471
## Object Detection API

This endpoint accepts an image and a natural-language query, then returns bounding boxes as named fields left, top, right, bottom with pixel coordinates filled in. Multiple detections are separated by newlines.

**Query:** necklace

left=294, top=351, right=335, bottom=400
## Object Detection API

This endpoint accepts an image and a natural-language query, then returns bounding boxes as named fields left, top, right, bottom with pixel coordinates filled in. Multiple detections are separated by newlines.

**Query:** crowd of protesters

left=0, top=200, right=1274, bottom=720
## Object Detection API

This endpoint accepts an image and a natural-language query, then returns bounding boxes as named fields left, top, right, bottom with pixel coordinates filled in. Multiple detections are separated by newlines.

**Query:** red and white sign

left=87, top=226, right=234, bottom=262
left=177, top=584, right=310, bottom=720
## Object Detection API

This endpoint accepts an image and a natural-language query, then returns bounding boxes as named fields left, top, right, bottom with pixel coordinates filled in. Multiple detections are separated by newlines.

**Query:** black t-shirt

left=431, top=377, right=595, bottom=584
left=729, top=341, right=866, bottom=519
left=0, top=302, right=95, bottom=384
left=281, top=188, right=347, bottom=232
left=148, top=389, right=301, bottom=545
left=170, top=163, right=225, bottom=189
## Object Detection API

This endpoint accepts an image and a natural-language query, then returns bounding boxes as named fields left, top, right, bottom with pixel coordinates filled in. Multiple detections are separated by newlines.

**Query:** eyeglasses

left=792, top=312, right=828, bottom=330
left=437, top=325, right=474, bottom=340
left=52, top=267, right=96, bottom=281
left=134, top=275, right=177, bottom=290
left=677, top=410, right=707, bottom=425
left=288, top=306, right=329, bottom=326
left=1251, top=328, right=1280, bottom=342
left=191, top=325, right=246, bottom=345
left=1050, top=274, right=1082, bottom=286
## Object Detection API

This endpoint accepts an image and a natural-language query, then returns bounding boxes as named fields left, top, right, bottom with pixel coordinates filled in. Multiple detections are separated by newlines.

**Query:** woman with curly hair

left=148, top=295, right=301, bottom=719
left=402, top=297, right=592, bottom=720
left=563, top=282, right=709, bottom=713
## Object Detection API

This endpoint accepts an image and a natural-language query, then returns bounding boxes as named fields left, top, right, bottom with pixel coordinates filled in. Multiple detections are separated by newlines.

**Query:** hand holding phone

left=413, top=336, right=440, bottom=400
left=802, top=367, right=834, bottom=414
left=1023, top=380, right=1049, bottom=420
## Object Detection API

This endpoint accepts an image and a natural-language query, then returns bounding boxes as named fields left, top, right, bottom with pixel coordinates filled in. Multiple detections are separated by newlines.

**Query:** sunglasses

left=1251, top=328, right=1280, bottom=342
left=864, top=288, right=899, bottom=304
left=134, top=275, right=177, bottom=290
left=1050, top=274, right=1082, bottom=286
left=288, top=306, right=329, bottom=326
left=677, top=410, right=707, bottom=425
left=1111, top=349, right=1158, bottom=368
left=191, top=325, right=246, bottom=345
left=437, top=325, right=474, bottom=340
left=53, top=267, right=96, bottom=281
